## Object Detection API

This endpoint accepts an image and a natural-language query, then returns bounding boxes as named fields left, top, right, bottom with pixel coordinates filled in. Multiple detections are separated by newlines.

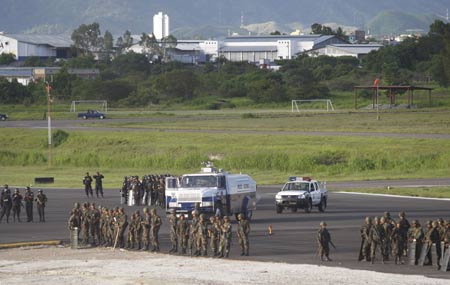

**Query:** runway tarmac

left=1, top=185, right=449, bottom=278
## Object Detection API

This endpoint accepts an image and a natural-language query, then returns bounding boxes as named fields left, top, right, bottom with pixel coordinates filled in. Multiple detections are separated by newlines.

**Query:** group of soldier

left=120, top=174, right=170, bottom=207
left=83, top=172, right=105, bottom=198
left=0, top=185, right=47, bottom=223
left=67, top=204, right=251, bottom=258
left=359, top=211, right=450, bottom=270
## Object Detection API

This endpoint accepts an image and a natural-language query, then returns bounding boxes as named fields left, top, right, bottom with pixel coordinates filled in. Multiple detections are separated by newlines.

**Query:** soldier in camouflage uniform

left=134, top=210, right=143, bottom=250
left=218, top=216, right=232, bottom=258
left=317, top=221, right=332, bottom=261
left=369, top=217, right=386, bottom=264
left=208, top=216, right=220, bottom=257
left=359, top=216, right=372, bottom=262
left=237, top=213, right=251, bottom=256
left=88, top=203, right=101, bottom=246
left=391, top=221, right=406, bottom=264
left=81, top=203, right=90, bottom=245
left=438, top=218, right=446, bottom=242
left=168, top=209, right=178, bottom=253
left=150, top=208, right=162, bottom=252
left=189, top=210, right=199, bottom=256
left=380, top=216, right=392, bottom=261
left=407, top=220, right=424, bottom=265
left=177, top=214, right=189, bottom=254
left=423, top=220, right=441, bottom=268
left=115, top=207, right=128, bottom=248
left=127, top=213, right=136, bottom=249
left=195, top=214, right=208, bottom=256
left=141, top=207, right=151, bottom=250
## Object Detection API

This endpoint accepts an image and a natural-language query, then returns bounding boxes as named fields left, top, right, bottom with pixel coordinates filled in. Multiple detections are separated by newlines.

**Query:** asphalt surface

left=1, top=186, right=449, bottom=279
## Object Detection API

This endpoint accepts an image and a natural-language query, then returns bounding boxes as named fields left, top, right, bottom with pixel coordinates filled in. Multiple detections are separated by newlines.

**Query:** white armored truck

left=165, top=163, right=258, bottom=219
left=275, top=176, right=328, bottom=214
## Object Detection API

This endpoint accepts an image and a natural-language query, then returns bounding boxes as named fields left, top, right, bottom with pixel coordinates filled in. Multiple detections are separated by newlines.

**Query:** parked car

left=77, top=110, right=106, bottom=120
left=0, top=113, right=8, bottom=121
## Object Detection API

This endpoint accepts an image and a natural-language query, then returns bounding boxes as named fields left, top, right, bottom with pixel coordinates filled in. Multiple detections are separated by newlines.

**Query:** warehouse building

left=307, top=44, right=383, bottom=59
left=0, top=33, right=72, bottom=61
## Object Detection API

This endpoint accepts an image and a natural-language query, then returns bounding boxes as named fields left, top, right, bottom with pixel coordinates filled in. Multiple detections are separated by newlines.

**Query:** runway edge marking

left=334, top=191, right=450, bottom=201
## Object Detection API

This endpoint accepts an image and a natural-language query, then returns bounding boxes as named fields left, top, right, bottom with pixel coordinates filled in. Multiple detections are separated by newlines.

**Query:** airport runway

left=1, top=185, right=449, bottom=278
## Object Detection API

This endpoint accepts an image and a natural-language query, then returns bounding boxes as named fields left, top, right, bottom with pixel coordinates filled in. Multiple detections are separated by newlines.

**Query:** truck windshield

left=282, top=182, right=309, bottom=191
left=180, top=175, right=219, bottom=188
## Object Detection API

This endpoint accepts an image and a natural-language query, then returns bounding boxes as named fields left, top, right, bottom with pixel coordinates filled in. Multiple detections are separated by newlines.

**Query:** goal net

left=291, top=99, right=334, bottom=112
left=70, top=100, right=108, bottom=113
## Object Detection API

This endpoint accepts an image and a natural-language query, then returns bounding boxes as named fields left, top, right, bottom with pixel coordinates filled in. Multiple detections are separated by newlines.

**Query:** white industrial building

left=0, top=33, right=72, bottom=61
left=153, top=12, right=170, bottom=40
left=307, top=44, right=383, bottom=59
left=219, top=35, right=347, bottom=63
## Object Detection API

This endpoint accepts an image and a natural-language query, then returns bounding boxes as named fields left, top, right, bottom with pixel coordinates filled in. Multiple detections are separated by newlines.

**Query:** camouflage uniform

left=237, top=214, right=251, bottom=256
left=380, top=217, right=393, bottom=261
left=127, top=213, right=136, bottom=249
left=317, top=221, right=332, bottom=261
left=423, top=221, right=441, bottom=267
left=208, top=216, right=221, bottom=257
left=150, top=208, right=162, bottom=252
left=88, top=204, right=101, bottom=245
left=218, top=216, right=232, bottom=258
left=398, top=212, right=410, bottom=256
left=177, top=215, right=189, bottom=254
left=189, top=211, right=199, bottom=256
left=141, top=208, right=151, bottom=250
left=359, top=217, right=372, bottom=261
left=195, top=215, right=208, bottom=256
left=115, top=208, right=128, bottom=248
left=391, top=222, right=406, bottom=264
left=35, top=190, right=47, bottom=222
left=81, top=204, right=90, bottom=244
left=168, top=210, right=178, bottom=253
left=369, top=217, right=386, bottom=264
left=407, top=220, right=424, bottom=265
left=134, top=211, right=143, bottom=250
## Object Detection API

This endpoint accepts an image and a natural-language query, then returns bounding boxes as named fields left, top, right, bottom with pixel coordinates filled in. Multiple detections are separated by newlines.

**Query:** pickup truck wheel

left=318, top=197, right=327, bottom=213
left=276, top=206, right=283, bottom=214
left=99, top=115, right=104, bottom=119
left=1, top=117, right=5, bottom=121
left=304, top=199, right=312, bottom=213
left=82, top=115, right=87, bottom=120
left=291, top=207, right=297, bottom=213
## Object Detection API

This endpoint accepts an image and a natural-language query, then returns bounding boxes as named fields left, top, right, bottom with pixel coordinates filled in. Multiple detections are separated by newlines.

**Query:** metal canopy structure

left=353, top=85, right=434, bottom=109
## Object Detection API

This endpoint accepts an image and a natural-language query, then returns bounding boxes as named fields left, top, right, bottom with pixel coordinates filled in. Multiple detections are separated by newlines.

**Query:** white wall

left=0, top=35, right=18, bottom=59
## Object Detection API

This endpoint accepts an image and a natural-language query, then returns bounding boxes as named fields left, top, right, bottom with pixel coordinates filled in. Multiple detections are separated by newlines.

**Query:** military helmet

left=399, top=211, right=406, bottom=218
left=383, top=211, right=390, bottom=217
left=151, top=208, right=157, bottom=214
left=135, top=210, right=140, bottom=214
left=74, top=202, right=80, bottom=209
left=426, top=220, right=432, bottom=226
left=169, top=209, right=175, bottom=214
left=373, top=217, right=379, bottom=222
left=437, top=218, right=444, bottom=224
left=14, top=188, right=19, bottom=193
left=143, top=207, right=149, bottom=213
left=26, top=186, right=31, bottom=190
left=320, top=221, right=327, bottom=226
left=223, top=216, right=229, bottom=221
left=380, top=217, right=386, bottom=223
left=411, top=219, right=417, bottom=225
left=238, top=213, right=244, bottom=219
left=38, top=189, right=43, bottom=193
left=191, top=210, right=198, bottom=216
left=432, top=221, right=438, bottom=227
left=365, top=216, right=372, bottom=223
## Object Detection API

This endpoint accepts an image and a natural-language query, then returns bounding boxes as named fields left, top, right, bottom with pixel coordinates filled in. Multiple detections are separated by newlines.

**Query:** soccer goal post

left=70, top=100, right=108, bottom=113
left=291, top=99, right=335, bottom=112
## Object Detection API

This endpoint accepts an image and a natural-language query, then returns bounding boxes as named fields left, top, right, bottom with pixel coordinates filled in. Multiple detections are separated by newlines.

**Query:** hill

left=0, top=0, right=447, bottom=37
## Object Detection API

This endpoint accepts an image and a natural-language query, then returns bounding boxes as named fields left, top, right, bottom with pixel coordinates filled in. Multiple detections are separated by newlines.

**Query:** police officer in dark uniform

left=24, top=186, right=34, bottom=222
left=83, top=172, right=93, bottom=198
left=93, top=172, right=104, bottom=198
left=0, top=188, right=12, bottom=223
left=11, top=188, right=23, bottom=223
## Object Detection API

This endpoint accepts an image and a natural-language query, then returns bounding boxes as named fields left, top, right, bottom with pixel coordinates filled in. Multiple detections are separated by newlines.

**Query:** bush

left=52, top=130, right=69, bottom=147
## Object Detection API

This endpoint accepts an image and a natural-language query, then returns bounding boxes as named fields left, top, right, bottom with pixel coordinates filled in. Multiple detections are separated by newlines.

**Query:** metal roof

left=3, top=34, right=72, bottom=48
left=225, top=34, right=324, bottom=42
left=327, top=44, right=382, bottom=54
left=0, top=67, right=33, bottom=77
left=220, top=46, right=277, bottom=52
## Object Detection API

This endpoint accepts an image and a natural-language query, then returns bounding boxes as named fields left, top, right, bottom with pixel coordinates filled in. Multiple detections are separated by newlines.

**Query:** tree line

left=1, top=20, right=450, bottom=107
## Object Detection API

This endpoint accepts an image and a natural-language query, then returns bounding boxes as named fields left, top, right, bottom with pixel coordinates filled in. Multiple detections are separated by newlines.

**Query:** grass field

left=1, top=109, right=450, bottom=189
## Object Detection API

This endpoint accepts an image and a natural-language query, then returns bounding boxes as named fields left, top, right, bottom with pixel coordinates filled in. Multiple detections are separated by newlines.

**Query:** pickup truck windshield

left=282, top=182, right=310, bottom=191
left=180, top=175, right=219, bottom=188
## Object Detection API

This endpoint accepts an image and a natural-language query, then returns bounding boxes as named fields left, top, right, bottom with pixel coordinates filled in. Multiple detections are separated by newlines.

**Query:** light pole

left=46, top=81, right=52, bottom=167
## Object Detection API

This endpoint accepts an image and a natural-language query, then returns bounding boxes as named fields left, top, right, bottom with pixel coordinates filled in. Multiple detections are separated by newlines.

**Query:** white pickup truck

left=275, top=177, right=328, bottom=214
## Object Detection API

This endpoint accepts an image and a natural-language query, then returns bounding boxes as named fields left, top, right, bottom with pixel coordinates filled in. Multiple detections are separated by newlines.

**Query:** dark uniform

left=35, top=190, right=47, bottom=222
left=11, top=189, right=23, bottom=223
left=150, top=208, right=161, bottom=252
left=168, top=210, right=178, bottom=253
left=93, top=172, right=104, bottom=198
left=380, top=217, right=393, bottom=261
left=237, top=213, right=251, bottom=256
left=24, top=187, right=34, bottom=222
left=0, top=188, right=12, bottom=223
left=398, top=212, right=410, bottom=256
left=83, top=172, right=93, bottom=198
left=317, top=221, right=332, bottom=261
left=359, top=217, right=372, bottom=261
left=391, top=222, right=406, bottom=264
left=423, top=221, right=441, bottom=268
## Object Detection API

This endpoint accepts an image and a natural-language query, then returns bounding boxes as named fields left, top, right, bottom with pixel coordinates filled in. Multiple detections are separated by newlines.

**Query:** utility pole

left=46, top=81, right=52, bottom=167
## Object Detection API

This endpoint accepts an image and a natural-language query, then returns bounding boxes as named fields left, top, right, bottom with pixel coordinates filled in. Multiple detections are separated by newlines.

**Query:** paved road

left=1, top=186, right=449, bottom=278
left=2, top=118, right=450, bottom=139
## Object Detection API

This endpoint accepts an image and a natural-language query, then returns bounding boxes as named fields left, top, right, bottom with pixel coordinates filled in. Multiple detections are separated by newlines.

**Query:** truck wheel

left=318, top=197, right=327, bottom=213
left=276, top=206, right=283, bottom=214
left=82, top=115, right=87, bottom=120
left=304, top=199, right=312, bottom=213
left=1, top=117, right=5, bottom=121
left=99, top=115, right=104, bottom=119
left=291, top=207, right=297, bottom=213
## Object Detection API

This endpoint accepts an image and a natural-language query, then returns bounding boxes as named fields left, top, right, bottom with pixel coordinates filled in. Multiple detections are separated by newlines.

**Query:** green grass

left=0, top=126, right=450, bottom=188
left=339, top=187, right=450, bottom=199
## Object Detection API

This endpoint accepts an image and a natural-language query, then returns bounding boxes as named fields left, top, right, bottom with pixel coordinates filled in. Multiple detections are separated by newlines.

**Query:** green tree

left=101, top=30, right=114, bottom=62
left=71, top=22, right=103, bottom=55
left=116, top=30, right=134, bottom=55
left=139, top=33, right=162, bottom=62
left=0, top=53, right=15, bottom=65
